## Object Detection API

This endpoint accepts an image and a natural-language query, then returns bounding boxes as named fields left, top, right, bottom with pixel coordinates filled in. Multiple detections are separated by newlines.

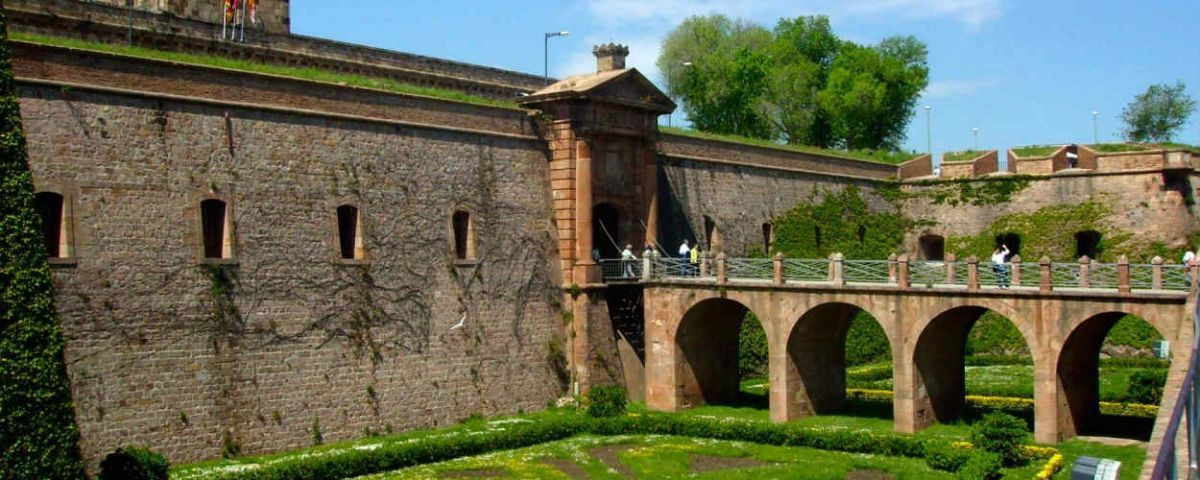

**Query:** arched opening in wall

left=913, top=306, right=1034, bottom=426
left=1058, top=313, right=1167, bottom=440
left=761, top=223, right=773, bottom=256
left=784, top=303, right=892, bottom=420
left=814, top=225, right=822, bottom=249
left=675, top=298, right=764, bottom=408
left=995, top=233, right=1021, bottom=260
left=919, top=235, right=945, bottom=261
left=856, top=225, right=867, bottom=244
left=200, top=199, right=229, bottom=259
left=34, top=192, right=64, bottom=258
left=1075, top=230, right=1102, bottom=261
left=337, top=204, right=362, bottom=260
left=593, top=203, right=620, bottom=260
left=702, top=215, right=719, bottom=252
left=452, top=210, right=474, bottom=260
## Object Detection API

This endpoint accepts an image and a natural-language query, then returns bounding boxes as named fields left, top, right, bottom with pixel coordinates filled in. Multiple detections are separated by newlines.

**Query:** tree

left=659, top=15, right=928, bottom=151
left=0, top=5, right=86, bottom=479
left=1121, top=81, right=1197, bottom=142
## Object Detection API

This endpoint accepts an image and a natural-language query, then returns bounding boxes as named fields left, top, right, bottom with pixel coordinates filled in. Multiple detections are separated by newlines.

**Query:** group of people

left=604, top=239, right=705, bottom=278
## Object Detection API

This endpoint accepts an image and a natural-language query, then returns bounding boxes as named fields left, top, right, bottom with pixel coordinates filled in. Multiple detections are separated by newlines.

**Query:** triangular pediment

left=520, top=68, right=676, bottom=114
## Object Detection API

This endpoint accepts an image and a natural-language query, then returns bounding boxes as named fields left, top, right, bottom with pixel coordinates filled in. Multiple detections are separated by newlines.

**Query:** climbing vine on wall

left=944, top=201, right=1143, bottom=262
left=905, top=176, right=1034, bottom=207
left=0, top=7, right=87, bottom=478
left=771, top=186, right=909, bottom=260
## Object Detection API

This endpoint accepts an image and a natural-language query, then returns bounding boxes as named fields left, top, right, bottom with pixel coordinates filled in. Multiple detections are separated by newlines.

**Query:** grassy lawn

left=660, top=126, right=922, bottom=165
left=1011, top=145, right=1061, bottom=157
left=357, top=434, right=952, bottom=479
left=845, top=363, right=1158, bottom=403
left=1158, top=142, right=1200, bottom=153
left=10, top=32, right=519, bottom=110
left=944, top=150, right=985, bottom=162
left=1087, top=143, right=1151, bottom=153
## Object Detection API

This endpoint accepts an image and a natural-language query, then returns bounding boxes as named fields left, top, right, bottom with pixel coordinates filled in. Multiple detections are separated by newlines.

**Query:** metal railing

left=633, top=253, right=1195, bottom=293
left=1150, top=291, right=1199, bottom=479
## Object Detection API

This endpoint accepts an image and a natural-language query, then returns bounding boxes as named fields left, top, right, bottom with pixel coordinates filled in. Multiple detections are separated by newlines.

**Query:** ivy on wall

left=771, top=186, right=908, bottom=260
left=0, top=6, right=86, bottom=478
left=944, top=201, right=1142, bottom=262
left=904, top=177, right=1033, bottom=207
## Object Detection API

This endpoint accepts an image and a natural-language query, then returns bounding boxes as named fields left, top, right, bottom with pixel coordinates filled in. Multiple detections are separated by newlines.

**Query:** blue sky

left=293, top=1, right=1199, bottom=159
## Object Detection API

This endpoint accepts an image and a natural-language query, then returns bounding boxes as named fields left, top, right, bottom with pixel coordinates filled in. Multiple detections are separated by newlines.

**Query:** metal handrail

left=1150, top=290, right=1199, bottom=479
left=598, top=258, right=639, bottom=280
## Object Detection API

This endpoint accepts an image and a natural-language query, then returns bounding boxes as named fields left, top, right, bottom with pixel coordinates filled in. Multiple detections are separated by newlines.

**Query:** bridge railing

left=642, top=252, right=1196, bottom=293
left=1150, top=290, right=1199, bottom=479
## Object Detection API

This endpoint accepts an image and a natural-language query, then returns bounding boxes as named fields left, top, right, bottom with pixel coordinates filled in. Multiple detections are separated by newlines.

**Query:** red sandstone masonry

left=13, top=43, right=539, bottom=139
left=898, top=154, right=933, bottom=180
left=7, top=0, right=547, bottom=98
left=659, top=133, right=900, bottom=180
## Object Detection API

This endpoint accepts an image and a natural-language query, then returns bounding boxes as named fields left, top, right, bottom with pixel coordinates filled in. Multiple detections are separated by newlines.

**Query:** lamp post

left=1092, top=110, right=1099, bottom=144
left=544, top=31, right=570, bottom=84
left=667, top=61, right=692, bottom=127
left=924, top=105, right=932, bottom=155
left=972, top=127, right=979, bottom=151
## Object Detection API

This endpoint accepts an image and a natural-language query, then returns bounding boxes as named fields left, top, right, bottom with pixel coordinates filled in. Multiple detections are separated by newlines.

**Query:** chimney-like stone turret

left=594, top=43, right=629, bottom=72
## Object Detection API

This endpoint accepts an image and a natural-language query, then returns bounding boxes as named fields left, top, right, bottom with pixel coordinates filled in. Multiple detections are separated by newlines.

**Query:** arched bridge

left=629, top=254, right=1194, bottom=459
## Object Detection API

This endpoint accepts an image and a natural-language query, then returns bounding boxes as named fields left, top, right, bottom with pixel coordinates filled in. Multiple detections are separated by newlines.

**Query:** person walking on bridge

left=620, top=244, right=637, bottom=278
left=678, top=240, right=692, bottom=276
left=991, top=244, right=1010, bottom=288
left=689, top=243, right=700, bottom=276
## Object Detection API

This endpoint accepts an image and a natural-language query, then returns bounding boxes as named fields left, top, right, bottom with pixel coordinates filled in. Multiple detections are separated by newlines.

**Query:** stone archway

left=780, top=302, right=892, bottom=420
left=673, top=297, right=762, bottom=408
left=911, top=305, right=1036, bottom=425
left=1057, top=311, right=1167, bottom=439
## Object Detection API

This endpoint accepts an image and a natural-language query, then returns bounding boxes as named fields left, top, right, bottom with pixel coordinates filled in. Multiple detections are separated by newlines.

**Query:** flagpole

left=239, top=0, right=247, bottom=42
left=221, top=0, right=227, bottom=40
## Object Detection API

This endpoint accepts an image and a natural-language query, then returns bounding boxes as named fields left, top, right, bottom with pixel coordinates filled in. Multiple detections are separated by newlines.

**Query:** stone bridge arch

left=775, top=300, right=895, bottom=422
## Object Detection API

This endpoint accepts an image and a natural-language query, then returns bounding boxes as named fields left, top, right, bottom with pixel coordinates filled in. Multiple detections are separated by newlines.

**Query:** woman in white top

left=991, top=245, right=1010, bottom=288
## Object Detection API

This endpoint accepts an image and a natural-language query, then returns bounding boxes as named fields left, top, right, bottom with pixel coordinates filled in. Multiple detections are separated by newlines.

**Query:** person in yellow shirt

left=689, top=244, right=701, bottom=275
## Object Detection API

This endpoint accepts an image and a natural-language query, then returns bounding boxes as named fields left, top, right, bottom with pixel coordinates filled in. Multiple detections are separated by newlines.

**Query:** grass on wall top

left=660, top=126, right=922, bottom=165
left=10, top=32, right=521, bottom=110
left=943, top=150, right=986, bottom=162
left=1009, top=145, right=1061, bottom=158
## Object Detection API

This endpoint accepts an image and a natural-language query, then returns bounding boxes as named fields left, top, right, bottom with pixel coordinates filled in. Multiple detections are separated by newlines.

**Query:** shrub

left=585, top=386, right=627, bottom=418
left=738, top=313, right=768, bottom=379
left=956, top=451, right=1003, bottom=480
left=0, top=9, right=87, bottom=479
left=925, top=442, right=972, bottom=472
left=845, top=312, right=890, bottom=366
left=1128, top=369, right=1168, bottom=404
left=98, top=447, right=168, bottom=480
left=969, top=412, right=1029, bottom=466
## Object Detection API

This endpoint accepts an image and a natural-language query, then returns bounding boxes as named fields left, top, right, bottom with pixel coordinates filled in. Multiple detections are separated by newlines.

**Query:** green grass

left=1011, top=145, right=1062, bottom=157
left=944, top=150, right=986, bottom=162
left=1087, top=143, right=1152, bottom=153
left=845, top=363, right=1160, bottom=403
left=11, top=32, right=520, bottom=110
left=361, top=434, right=953, bottom=479
left=660, top=126, right=922, bottom=165
left=1157, top=142, right=1200, bottom=153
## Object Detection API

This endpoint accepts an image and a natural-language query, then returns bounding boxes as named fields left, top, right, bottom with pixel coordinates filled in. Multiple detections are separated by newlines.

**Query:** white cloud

left=922, top=78, right=1001, bottom=98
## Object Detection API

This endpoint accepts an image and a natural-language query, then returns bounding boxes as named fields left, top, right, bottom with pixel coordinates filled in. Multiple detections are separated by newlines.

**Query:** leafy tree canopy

left=1121, top=81, right=1197, bottom=142
left=658, top=14, right=929, bottom=151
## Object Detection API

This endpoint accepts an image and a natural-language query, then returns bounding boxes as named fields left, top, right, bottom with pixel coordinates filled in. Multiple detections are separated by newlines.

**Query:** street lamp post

left=972, top=127, right=979, bottom=151
left=544, top=31, right=570, bottom=84
left=667, top=61, right=692, bottom=127
left=1092, top=111, right=1099, bottom=144
left=924, top=105, right=932, bottom=155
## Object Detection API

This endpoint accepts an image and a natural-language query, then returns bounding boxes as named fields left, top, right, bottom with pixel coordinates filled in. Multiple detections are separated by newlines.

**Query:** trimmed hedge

left=1128, top=369, right=1167, bottom=404
left=847, top=388, right=1160, bottom=418
left=925, top=442, right=972, bottom=472
left=99, top=447, right=169, bottom=480
left=0, top=6, right=86, bottom=479
left=200, top=413, right=930, bottom=480
left=957, top=451, right=1003, bottom=480
left=970, top=413, right=1029, bottom=467
left=585, top=386, right=627, bottom=418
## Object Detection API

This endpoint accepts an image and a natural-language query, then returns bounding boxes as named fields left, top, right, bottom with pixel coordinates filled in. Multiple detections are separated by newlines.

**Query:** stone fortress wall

left=9, top=1, right=1200, bottom=470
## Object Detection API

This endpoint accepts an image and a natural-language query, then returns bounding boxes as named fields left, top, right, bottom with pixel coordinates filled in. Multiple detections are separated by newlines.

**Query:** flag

left=224, top=0, right=235, bottom=24
left=247, top=0, right=257, bottom=24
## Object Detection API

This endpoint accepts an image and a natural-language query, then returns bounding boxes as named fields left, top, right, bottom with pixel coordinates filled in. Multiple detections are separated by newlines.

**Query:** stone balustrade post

left=887, top=253, right=898, bottom=283
left=945, top=253, right=957, bottom=285
left=1078, top=256, right=1091, bottom=288
left=773, top=252, right=784, bottom=285
left=1011, top=255, right=1022, bottom=286
left=1191, top=260, right=1199, bottom=291
left=1117, top=255, right=1130, bottom=293
left=897, top=254, right=910, bottom=289
left=641, top=251, right=653, bottom=281
left=700, top=252, right=710, bottom=277
left=832, top=253, right=846, bottom=286
left=1039, top=256, right=1053, bottom=292
left=1151, top=256, right=1163, bottom=290
left=966, top=256, right=980, bottom=291
left=716, top=252, right=727, bottom=285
